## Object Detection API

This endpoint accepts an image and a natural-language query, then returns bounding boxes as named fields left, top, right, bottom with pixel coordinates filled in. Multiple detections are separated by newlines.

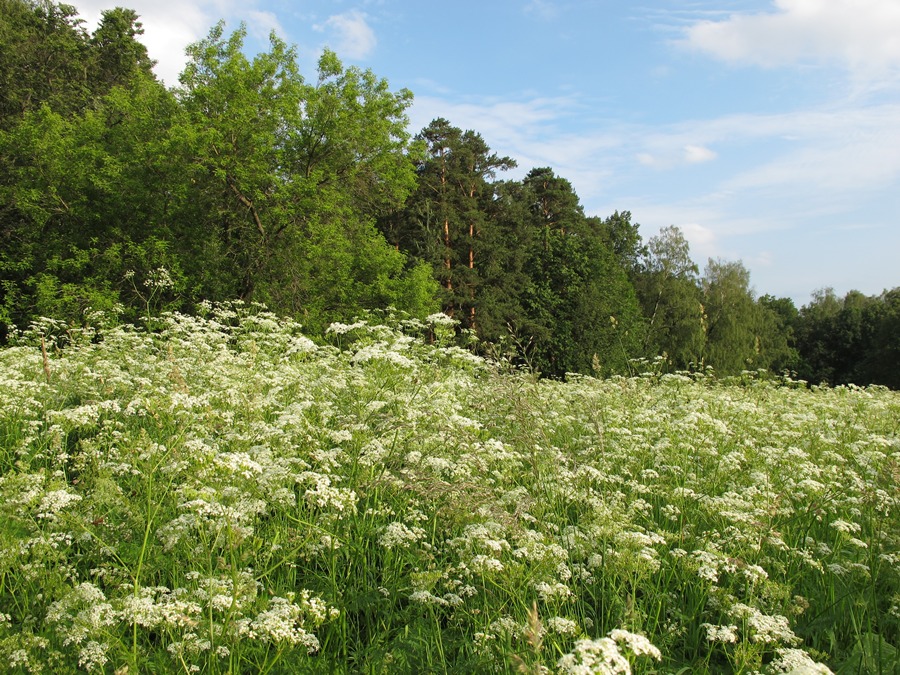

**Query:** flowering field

left=1, top=304, right=898, bottom=674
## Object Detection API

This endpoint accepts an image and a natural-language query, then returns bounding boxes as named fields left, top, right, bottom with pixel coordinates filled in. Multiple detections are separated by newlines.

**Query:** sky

left=70, top=0, right=900, bottom=306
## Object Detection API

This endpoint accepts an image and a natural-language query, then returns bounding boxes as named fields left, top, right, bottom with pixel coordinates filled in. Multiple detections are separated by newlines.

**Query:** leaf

left=835, top=633, right=900, bottom=675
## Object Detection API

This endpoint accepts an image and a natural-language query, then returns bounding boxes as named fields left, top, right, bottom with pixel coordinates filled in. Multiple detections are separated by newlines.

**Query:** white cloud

left=524, top=1, right=561, bottom=21
left=680, top=222, right=719, bottom=260
left=709, top=105, right=900, bottom=197
left=681, top=0, right=900, bottom=81
left=244, top=10, right=285, bottom=42
left=632, top=142, right=717, bottom=169
left=316, top=11, right=377, bottom=60
left=748, top=251, right=775, bottom=268
left=408, top=93, right=620, bottom=201
left=74, top=0, right=219, bottom=85
left=609, top=103, right=900, bottom=210
left=624, top=206, right=785, bottom=276
left=681, top=221, right=717, bottom=246
left=411, top=87, right=900, bottom=232
left=408, top=95, right=570, bottom=143
left=72, top=0, right=283, bottom=85
left=684, top=144, right=717, bottom=163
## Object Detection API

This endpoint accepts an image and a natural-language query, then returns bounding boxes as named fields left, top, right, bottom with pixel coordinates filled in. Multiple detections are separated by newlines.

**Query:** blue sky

left=73, top=0, right=900, bottom=305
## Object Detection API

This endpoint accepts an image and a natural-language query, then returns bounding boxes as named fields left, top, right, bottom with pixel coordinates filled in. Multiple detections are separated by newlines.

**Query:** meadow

left=0, top=303, right=897, bottom=673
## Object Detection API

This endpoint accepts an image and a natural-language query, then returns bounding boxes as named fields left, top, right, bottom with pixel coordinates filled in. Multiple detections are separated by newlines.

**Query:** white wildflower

left=743, top=564, right=769, bottom=582
left=768, top=648, right=834, bottom=674
left=409, top=590, right=449, bottom=606
left=729, top=603, right=799, bottom=645
left=701, top=623, right=739, bottom=643
left=326, top=320, right=367, bottom=335
left=609, top=629, right=662, bottom=660
left=489, top=615, right=521, bottom=637
left=830, top=519, right=860, bottom=534
left=662, top=504, right=681, bottom=521
left=827, top=563, right=849, bottom=577
left=534, top=581, right=571, bottom=601
left=470, top=554, right=504, bottom=574
left=547, top=616, right=579, bottom=635
left=300, top=473, right=357, bottom=514
left=144, top=267, right=174, bottom=290
left=426, top=312, right=457, bottom=326
left=378, top=521, right=424, bottom=549
left=557, top=637, right=631, bottom=674
left=8, top=649, right=31, bottom=669
left=120, top=591, right=160, bottom=628
left=329, top=429, right=353, bottom=444
left=693, top=550, right=721, bottom=583
left=77, top=640, right=109, bottom=672
left=36, top=489, right=82, bottom=520
left=247, top=597, right=321, bottom=653
left=214, top=452, right=263, bottom=478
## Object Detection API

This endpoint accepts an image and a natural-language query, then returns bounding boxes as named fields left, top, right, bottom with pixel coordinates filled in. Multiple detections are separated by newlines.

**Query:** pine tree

left=381, top=118, right=514, bottom=328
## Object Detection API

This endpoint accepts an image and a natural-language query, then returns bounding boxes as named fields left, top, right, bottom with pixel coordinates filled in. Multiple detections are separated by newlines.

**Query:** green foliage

left=596, top=210, right=647, bottom=278
left=701, top=259, right=808, bottom=376
left=835, top=633, right=899, bottom=674
left=518, top=170, right=645, bottom=377
left=522, top=227, right=643, bottom=377
left=387, top=155, right=646, bottom=378
left=469, top=179, right=534, bottom=344
left=795, top=287, right=900, bottom=388
left=0, top=2, right=181, bottom=330
left=701, top=258, right=761, bottom=375
left=757, top=294, right=801, bottom=374
left=171, top=23, right=432, bottom=328
left=0, top=0, right=91, bottom=125
left=89, top=7, right=155, bottom=90
left=864, top=289, right=900, bottom=389
left=634, top=225, right=706, bottom=370
left=0, top=71, right=185, bottom=327
left=0, top=1, right=153, bottom=125
left=1, top=6, right=436, bottom=334
left=382, top=118, right=516, bottom=328
left=633, top=235, right=801, bottom=378
left=0, top=1, right=891, bottom=388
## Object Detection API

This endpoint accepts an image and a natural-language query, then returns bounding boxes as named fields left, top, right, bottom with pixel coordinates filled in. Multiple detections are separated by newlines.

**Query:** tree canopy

left=0, top=1, right=896, bottom=386
left=1, top=7, right=437, bottom=333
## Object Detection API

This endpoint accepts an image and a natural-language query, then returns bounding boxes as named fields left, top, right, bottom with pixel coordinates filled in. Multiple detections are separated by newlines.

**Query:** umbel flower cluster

left=0, top=303, right=897, bottom=673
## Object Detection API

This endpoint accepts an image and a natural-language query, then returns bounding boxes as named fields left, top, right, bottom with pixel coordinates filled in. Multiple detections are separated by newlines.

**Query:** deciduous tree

left=173, top=24, right=435, bottom=328
left=634, top=226, right=705, bottom=369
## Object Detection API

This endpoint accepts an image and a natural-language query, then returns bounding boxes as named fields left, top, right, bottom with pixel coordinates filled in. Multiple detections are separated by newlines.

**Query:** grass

left=0, top=302, right=897, bottom=673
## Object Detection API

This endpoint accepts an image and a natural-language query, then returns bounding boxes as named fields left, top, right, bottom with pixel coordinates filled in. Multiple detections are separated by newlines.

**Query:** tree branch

left=227, top=178, right=266, bottom=239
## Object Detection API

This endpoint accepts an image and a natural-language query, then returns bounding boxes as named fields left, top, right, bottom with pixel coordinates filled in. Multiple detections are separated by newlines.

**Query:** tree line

left=1, top=1, right=897, bottom=387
